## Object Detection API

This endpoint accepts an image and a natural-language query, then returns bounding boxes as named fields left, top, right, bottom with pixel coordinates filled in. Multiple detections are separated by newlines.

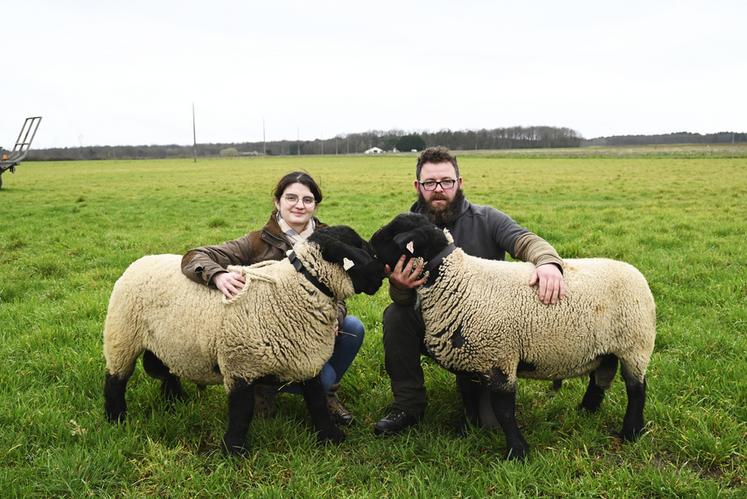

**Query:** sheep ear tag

left=393, top=231, right=418, bottom=255
left=286, top=249, right=293, bottom=257
left=343, top=257, right=355, bottom=271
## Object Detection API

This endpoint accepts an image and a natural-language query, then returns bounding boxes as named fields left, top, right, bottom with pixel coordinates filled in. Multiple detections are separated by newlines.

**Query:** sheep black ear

left=392, top=228, right=429, bottom=257
left=342, top=246, right=376, bottom=268
left=316, top=232, right=372, bottom=269
left=392, top=233, right=414, bottom=255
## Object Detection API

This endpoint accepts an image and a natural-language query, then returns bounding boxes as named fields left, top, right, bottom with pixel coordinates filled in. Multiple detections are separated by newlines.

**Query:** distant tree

left=382, top=136, right=399, bottom=151
left=219, top=147, right=239, bottom=157
left=396, top=134, right=426, bottom=152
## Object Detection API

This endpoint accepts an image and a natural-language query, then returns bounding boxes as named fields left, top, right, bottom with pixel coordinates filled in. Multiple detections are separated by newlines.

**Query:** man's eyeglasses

left=419, top=178, right=457, bottom=191
left=283, top=193, right=316, bottom=206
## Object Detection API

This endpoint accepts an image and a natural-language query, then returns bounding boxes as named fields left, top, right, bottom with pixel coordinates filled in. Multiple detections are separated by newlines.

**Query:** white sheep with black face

left=103, top=225, right=385, bottom=455
left=370, top=213, right=656, bottom=460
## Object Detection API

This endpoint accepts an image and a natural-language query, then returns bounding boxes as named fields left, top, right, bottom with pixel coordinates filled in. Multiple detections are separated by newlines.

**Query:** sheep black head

left=308, top=225, right=386, bottom=295
left=370, top=213, right=450, bottom=269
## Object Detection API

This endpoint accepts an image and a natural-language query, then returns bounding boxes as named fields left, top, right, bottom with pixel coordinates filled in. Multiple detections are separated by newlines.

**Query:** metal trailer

left=0, top=116, right=42, bottom=189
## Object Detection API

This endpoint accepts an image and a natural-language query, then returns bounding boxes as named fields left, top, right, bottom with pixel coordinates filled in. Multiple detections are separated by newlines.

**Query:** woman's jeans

left=281, top=315, right=365, bottom=394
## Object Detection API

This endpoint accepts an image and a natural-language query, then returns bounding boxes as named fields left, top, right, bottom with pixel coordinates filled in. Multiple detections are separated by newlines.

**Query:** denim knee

left=340, top=315, right=365, bottom=346
left=327, top=315, right=365, bottom=384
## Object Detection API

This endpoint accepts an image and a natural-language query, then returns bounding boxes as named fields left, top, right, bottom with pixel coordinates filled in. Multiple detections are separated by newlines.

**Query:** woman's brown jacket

left=181, top=212, right=325, bottom=287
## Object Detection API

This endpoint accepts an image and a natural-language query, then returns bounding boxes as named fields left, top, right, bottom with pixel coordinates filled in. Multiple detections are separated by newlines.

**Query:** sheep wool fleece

left=420, top=250, right=656, bottom=387
left=104, top=242, right=355, bottom=391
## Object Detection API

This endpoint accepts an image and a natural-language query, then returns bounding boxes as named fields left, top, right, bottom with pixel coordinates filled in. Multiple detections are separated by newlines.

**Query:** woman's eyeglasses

left=283, top=193, right=316, bottom=206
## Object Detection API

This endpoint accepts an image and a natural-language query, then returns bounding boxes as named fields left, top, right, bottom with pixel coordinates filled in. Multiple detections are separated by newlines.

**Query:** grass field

left=1, top=151, right=745, bottom=496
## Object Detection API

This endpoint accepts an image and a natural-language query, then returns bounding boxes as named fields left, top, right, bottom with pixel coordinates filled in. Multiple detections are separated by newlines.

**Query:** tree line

left=22, top=126, right=582, bottom=161
left=18, top=128, right=746, bottom=161
left=585, top=131, right=747, bottom=146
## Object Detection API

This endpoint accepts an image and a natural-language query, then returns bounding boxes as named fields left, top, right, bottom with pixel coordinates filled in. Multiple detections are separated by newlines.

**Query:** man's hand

left=529, top=264, right=566, bottom=305
left=385, top=255, right=427, bottom=290
left=213, top=271, right=246, bottom=299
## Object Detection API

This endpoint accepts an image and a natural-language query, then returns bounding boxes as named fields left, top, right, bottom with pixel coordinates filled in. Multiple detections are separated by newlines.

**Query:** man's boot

left=373, top=408, right=420, bottom=436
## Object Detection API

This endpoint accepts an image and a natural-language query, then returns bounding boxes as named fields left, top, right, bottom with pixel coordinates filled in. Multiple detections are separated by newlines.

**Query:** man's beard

left=418, top=188, right=465, bottom=227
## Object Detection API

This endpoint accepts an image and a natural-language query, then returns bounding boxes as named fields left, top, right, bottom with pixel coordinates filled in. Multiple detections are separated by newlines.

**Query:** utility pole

left=192, top=102, right=197, bottom=163
left=262, top=118, right=266, bottom=155
left=297, top=128, right=300, bottom=156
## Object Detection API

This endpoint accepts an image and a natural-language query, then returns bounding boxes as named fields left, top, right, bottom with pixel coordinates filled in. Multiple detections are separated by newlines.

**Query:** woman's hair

left=272, top=171, right=323, bottom=204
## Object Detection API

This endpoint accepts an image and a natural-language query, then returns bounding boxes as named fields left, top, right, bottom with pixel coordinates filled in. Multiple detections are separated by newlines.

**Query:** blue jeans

left=281, top=315, right=365, bottom=394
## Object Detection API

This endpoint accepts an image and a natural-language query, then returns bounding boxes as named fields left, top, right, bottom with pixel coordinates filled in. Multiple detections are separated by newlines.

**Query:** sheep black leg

left=580, top=374, right=605, bottom=412
left=619, top=370, right=646, bottom=441
left=551, top=379, right=563, bottom=391
left=580, top=354, right=618, bottom=412
left=223, top=377, right=255, bottom=455
left=104, top=370, right=132, bottom=423
left=302, top=375, right=344, bottom=444
left=489, top=387, right=528, bottom=460
left=143, top=350, right=184, bottom=402
left=455, top=374, right=481, bottom=434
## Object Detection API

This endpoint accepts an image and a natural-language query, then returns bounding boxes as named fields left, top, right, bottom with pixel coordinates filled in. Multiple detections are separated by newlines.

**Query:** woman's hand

left=213, top=271, right=246, bottom=299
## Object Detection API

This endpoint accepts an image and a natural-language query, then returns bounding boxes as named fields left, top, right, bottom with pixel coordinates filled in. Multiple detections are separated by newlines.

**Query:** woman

left=181, top=171, right=364, bottom=425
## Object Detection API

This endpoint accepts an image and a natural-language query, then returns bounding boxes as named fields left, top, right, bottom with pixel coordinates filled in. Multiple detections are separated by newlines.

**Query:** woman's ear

left=274, top=198, right=281, bottom=212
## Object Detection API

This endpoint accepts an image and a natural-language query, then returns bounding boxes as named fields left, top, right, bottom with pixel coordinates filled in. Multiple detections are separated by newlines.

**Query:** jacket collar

left=260, top=212, right=325, bottom=250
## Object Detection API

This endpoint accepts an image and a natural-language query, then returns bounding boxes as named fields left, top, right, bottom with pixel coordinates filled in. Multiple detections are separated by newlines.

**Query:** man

left=374, top=146, right=566, bottom=435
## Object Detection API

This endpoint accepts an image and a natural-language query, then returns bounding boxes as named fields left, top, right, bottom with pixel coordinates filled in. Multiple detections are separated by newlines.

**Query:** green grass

left=1, top=151, right=746, bottom=496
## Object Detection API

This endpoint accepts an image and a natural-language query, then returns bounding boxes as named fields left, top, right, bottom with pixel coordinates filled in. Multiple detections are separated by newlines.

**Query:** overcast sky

left=3, top=0, right=746, bottom=149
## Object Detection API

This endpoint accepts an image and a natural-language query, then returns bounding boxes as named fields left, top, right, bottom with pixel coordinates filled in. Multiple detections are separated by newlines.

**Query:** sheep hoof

left=578, top=402, right=601, bottom=413
left=105, top=409, right=126, bottom=424
left=222, top=436, right=250, bottom=456
left=455, top=417, right=479, bottom=437
left=161, top=379, right=186, bottom=402
left=317, top=426, right=345, bottom=444
left=618, top=426, right=644, bottom=442
left=455, top=421, right=470, bottom=437
left=504, top=445, right=528, bottom=461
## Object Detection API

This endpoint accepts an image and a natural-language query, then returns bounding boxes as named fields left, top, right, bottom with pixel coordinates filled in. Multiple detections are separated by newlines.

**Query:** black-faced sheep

left=104, top=226, right=385, bottom=454
left=370, top=213, right=656, bottom=459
